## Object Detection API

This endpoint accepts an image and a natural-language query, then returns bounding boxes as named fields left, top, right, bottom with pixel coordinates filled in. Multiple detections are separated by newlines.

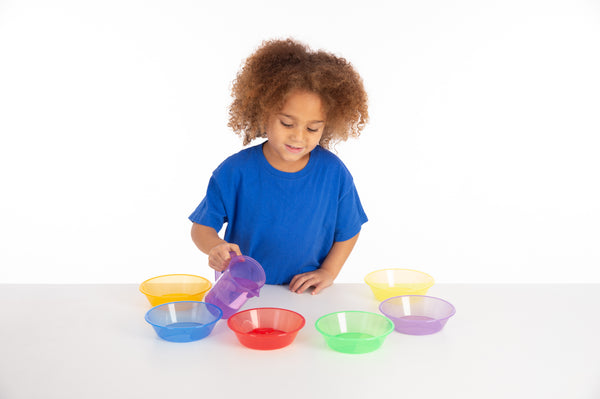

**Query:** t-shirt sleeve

left=334, top=178, right=368, bottom=242
left=188, top=174, right=228, bottom=233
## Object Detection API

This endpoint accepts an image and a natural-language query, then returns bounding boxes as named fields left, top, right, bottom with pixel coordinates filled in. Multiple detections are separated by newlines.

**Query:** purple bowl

left=379, top=295, right=456, bottom=335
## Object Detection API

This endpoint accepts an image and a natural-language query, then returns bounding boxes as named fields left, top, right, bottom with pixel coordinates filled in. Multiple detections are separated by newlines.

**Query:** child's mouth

left=285, top=144, right=303, bottom=154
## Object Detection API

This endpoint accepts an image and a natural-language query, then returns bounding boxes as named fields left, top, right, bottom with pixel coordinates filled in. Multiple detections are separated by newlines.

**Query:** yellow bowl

left=364, top=268, right=434, bottom=301
left=139, top=274, right=212, bottom=306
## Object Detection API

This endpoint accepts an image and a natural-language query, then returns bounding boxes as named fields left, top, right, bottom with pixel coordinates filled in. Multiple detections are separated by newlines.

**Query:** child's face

left=263, top=90, right=325, bottom=173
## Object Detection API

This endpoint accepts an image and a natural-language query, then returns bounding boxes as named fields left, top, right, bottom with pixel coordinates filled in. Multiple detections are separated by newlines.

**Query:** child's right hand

left=208, top=242, right=242, bottom=271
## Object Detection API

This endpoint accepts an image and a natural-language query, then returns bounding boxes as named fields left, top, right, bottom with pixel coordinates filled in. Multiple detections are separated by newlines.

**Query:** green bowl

left=315, top=311, right=394, bottom=354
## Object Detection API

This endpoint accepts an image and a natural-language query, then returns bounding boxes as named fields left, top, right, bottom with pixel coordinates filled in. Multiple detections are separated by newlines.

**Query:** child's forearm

left=320, top=233, right=360, bottom=279
left=190, top=223, right=227, bottom=255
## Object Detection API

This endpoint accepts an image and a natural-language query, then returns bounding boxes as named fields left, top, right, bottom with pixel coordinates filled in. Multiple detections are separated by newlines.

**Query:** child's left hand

left=289, top=269, right=334, bottom=295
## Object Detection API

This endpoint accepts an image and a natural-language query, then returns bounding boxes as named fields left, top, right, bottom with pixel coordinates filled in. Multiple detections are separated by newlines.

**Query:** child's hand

left=289, top=269, right=334, bottom=295
left=208, top=243, right=242, bottom=271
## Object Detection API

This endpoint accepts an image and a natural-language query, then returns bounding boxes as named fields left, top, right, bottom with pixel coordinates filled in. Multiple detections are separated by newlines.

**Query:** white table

left=1, top=283, right=599, bottom=399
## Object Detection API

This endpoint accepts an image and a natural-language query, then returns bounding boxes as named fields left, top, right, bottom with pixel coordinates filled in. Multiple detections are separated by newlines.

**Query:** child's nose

left=289, top=127, right=304, bottom=141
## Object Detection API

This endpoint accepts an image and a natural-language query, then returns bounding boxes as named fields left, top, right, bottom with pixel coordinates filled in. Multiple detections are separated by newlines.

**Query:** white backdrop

left=1, top=0, right=599, bottom=284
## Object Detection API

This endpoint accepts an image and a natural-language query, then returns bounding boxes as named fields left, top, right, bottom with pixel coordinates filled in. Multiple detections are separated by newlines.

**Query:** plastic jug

left=205, top=253, right=266, bottom=319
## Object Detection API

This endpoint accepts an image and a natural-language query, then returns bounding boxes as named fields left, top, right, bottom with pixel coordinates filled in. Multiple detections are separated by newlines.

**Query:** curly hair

left=228, top=38, right=369, bottom=149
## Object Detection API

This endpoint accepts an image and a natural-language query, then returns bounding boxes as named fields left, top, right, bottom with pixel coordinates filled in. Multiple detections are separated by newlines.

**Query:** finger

left=288, top=275, right=302, bottom=292
left=229, top=244, right=242, bottom=257
left=215, top=257, right=228, bottom=271
left=219, top=248, right=237, bottom=267
left=291, top=273, right=316, bottom=293
left=295, top=276, right=318, bottom=294
left=211, top=251, right=230, bottom=271
left=311, top=282, right=322, bottom=295
left=290, top=272, right=312, bottom=290
left=208, top=258, right=223, bottom=271
left=311, top=280, right=330, bottom=295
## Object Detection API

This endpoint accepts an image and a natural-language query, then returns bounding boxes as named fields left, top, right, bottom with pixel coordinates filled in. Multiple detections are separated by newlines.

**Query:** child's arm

left=289, top=233, right=360, bottom=295
left=190, top=223, right=242, bottom=271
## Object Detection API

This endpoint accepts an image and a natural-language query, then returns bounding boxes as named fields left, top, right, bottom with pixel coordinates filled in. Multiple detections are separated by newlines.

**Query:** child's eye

left=280, top=121, right=293, bottom=128
left=307, top=127, right=319, bottom=133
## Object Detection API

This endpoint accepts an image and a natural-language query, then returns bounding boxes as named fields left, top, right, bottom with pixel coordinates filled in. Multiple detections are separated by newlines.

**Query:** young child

left=189, top=38, right=369, bottom=295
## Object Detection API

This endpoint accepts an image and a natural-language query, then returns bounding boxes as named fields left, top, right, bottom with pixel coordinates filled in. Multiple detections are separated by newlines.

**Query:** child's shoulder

left=224, top=143, right=260, bottom=163
left=313, top=145, right=350, bottom=171
left=314, top=145, right=341, bottom=162
left=213, top=143, right=262, bottom=175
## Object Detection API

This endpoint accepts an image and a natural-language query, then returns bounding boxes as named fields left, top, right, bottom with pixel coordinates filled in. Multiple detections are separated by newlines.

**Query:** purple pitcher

left=205, top=253, right=266, bottom=319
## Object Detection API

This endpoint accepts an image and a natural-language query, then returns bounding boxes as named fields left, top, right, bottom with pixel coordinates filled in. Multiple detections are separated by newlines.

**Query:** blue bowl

left=145, top=301, right=222, bottom=342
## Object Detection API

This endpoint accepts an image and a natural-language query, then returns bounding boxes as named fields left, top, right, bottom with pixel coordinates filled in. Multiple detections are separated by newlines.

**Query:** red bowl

left=227, top=308, right=305, bottom=350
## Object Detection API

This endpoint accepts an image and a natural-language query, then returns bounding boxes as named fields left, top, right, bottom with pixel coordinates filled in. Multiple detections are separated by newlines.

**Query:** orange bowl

left=139, top=274, right=212, bottom=306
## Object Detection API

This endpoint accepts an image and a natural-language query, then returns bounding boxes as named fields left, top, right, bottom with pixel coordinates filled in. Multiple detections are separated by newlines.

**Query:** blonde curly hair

left=228, top=38, right=369, bottom=149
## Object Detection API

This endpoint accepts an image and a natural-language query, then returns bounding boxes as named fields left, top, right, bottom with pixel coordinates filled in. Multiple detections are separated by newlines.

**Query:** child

left=189, top=38, right=369, bottom=295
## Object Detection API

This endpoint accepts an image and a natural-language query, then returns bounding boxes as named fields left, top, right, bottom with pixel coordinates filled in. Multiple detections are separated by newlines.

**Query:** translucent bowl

left=364, top=268, right=435, bottom=301
left=379, top=295, right=456, bottom=335
left=227, top=308, right=305, bottom=350
left=145, top=301, right=222, bottom=342
left=139, top=274, right=212, bottom=306
left=315, top=311, right=394, bottom=354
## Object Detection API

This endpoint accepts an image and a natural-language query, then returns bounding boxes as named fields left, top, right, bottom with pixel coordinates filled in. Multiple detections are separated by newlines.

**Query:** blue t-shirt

left=189, top=143, right=367, bottom=284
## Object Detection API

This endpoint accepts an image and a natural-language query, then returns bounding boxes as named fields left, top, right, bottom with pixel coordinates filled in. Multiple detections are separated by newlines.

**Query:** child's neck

left=262, top=142, right=310, bottom=173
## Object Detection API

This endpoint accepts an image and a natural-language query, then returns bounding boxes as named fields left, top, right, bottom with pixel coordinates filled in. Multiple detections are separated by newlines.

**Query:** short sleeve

left=334, top=180, right=368, bottom=242
left=188, top=175, right=228, bottom=233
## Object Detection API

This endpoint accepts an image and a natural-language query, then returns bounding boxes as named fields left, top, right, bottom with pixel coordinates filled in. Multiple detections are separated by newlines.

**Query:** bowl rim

left=227, top=307, right=306, bottom=335
left=144, top=300, right=223, bottom=328
left=314, top=310, right=394, bottom=340
left=379, top=295, right=457, bottom=321
left=139, top=274, right=212, bottom=296
left=364, top=268, right=435, bottom=286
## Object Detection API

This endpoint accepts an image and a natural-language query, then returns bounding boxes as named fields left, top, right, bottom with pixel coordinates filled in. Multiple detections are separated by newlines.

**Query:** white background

left=1, top=0, right=599, bottom=284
